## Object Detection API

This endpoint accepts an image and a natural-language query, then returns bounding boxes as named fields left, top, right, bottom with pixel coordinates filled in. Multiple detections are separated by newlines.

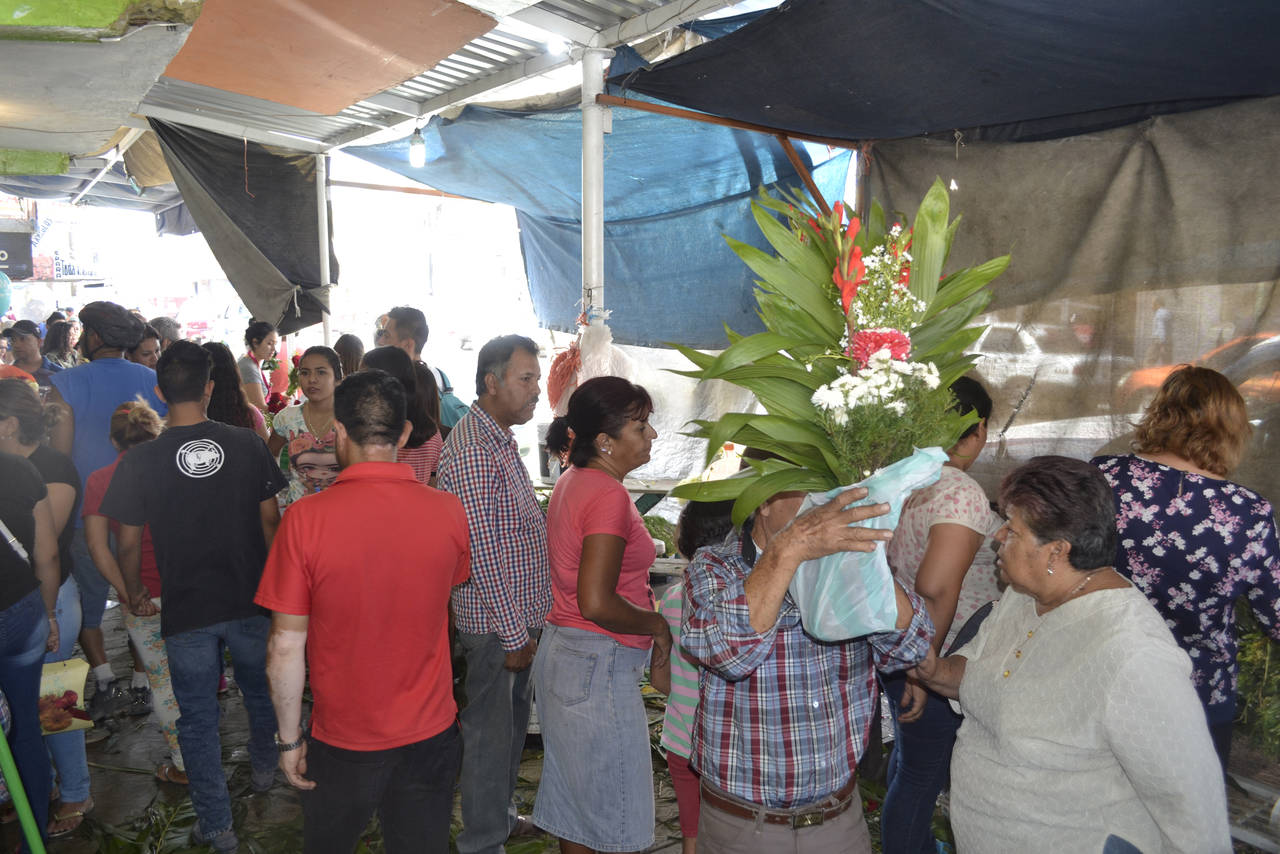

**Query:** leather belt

left=699, top=777, right=858, bottom=829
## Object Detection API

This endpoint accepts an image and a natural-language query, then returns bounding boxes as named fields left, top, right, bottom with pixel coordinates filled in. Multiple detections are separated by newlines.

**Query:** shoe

left=87, top=682, right=131, bottom=721
left=47, top=796, right=93, bottom=838
left=125, top=686, right=152, bottom=716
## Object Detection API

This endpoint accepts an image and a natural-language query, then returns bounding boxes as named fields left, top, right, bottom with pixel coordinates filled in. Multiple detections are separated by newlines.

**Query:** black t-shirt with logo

left=101, top=420, right=286, bottom=637
left=0, top=452, right=45, bottom=612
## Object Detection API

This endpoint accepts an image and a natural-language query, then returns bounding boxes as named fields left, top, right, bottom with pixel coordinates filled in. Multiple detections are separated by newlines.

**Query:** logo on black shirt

left=176, top=439, right=224, bottom=478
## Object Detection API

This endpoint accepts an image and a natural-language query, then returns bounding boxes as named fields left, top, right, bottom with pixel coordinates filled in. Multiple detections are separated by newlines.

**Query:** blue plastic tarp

left=349, top=85, right=849, bottom=348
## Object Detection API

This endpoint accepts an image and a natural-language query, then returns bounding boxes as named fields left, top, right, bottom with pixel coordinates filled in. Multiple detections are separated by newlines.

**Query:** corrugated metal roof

left=133, top=0, right=741, bottom=153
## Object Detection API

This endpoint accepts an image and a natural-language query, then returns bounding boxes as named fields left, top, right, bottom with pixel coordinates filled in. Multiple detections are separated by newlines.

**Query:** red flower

left=832, top=215, right=865, bottom=314
left=849, top=328, right=911, bottom=368
left=832, top=201, right=844, bottom=225
left=266, top=391, right=289, bottom=414
left=291, top=353, right=301, bottom=367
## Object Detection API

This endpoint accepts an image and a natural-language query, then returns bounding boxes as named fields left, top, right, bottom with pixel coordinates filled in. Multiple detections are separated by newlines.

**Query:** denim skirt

left=532, top=623, right=654, bottom=852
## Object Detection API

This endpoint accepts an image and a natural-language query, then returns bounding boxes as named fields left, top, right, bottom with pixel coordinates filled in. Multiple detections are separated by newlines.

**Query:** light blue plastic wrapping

left=787, top=447, right=948, bottom=641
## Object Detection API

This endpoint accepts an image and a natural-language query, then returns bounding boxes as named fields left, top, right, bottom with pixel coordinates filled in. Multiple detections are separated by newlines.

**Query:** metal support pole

left=580, top=47, right=613, bottom=320
left=315, top=153, right=332, bottom=345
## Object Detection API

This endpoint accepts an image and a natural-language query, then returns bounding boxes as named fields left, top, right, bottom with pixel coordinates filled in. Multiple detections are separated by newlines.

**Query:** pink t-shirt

left=886, top=464, right=1001, bottom=649
left=546, top=465, right=656, bottom=648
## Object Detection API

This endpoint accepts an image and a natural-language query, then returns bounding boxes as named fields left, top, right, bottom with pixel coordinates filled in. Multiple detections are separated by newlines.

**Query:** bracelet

left=274, top=731, right=305, bottom=752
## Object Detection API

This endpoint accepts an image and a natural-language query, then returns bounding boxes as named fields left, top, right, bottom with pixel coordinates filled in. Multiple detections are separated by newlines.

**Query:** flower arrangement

left=670, top=178, right=1009, bottom=524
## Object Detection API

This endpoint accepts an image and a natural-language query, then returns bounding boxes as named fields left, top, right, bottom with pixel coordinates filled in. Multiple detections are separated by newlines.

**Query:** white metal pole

left=316, top=153, right=332, bottom=345
left=580, top=47, right=613, bottom=319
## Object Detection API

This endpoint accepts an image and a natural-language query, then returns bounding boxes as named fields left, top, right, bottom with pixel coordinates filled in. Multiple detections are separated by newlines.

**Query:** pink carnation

left=849, top=328, right=911, bottom=368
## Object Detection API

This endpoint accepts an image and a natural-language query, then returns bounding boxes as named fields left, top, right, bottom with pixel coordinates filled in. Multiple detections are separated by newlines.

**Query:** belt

left=699, top=777, right=858, bottom=829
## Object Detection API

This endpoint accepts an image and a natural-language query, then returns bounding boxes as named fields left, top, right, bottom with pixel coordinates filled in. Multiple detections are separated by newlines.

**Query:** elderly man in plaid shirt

left=683, top=485, right=934, bottom=854
left=437, top=334, right=550, bottom=854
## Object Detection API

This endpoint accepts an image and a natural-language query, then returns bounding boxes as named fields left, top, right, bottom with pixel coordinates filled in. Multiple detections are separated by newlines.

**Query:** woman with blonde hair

left=81, top=400, right=189, bottom=784
left=1093, top=365, right=1280, bottom=771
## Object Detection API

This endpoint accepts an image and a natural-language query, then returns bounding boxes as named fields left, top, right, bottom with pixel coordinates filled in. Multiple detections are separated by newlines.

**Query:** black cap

left=79, top=301, right=145, bottom=349
left=1, top=320, right=40, bottom=340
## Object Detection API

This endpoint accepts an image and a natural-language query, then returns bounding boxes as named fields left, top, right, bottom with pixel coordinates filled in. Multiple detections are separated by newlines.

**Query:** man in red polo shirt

left=256, top=369, right=470, bottom=854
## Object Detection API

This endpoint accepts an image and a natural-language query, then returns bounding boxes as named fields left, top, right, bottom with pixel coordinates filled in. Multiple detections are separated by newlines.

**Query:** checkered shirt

left=437, top=404, right=550, bottom=651
left=683, top=534, right=933, bottom=808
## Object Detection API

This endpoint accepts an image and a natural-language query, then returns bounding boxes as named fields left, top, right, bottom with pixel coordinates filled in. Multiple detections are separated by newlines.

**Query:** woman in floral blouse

left=1093, top=365, right=1280, bottom=771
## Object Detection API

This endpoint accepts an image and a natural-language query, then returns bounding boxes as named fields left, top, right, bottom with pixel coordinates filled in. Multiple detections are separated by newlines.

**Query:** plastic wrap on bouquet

left=788, top=447, right=948, bottom=641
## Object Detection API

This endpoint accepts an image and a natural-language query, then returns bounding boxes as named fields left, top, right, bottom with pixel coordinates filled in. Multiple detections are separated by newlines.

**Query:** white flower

left=887, top=400, right=907, bottom=416
left=902, top=250, right=913, bottom=262
left=889, top=225, right=903, bottom=238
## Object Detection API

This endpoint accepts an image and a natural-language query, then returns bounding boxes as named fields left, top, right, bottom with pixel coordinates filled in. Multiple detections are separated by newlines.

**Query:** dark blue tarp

left=612, top=0, right=1280, bottom=143
left=350, top=90, right=848, bottom=348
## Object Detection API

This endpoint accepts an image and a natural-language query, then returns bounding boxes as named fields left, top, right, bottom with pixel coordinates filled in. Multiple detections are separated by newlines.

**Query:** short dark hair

left=128, top=325, right=160, bottom=355
left=676, top=499, right=734, bottom=560
left=335, top=370, right=406, bottom=447
left=361, top=346, right=435, bottom=445
left=999, top=455, right=1117, bottom=571
left=564, top=376, right=653, bottom=467
left=387, top=306, right=428, bottom=354
left=951, top=375, right=993, bottom=440
left=244, top=320, right=275, bottom=350
left=300, top=345, right=343, bottom=381
left=156, top=340, right=212, bottom=404
left=0, top=378, right=57, bottom=445
left=475, top=334, right=539, bottom=397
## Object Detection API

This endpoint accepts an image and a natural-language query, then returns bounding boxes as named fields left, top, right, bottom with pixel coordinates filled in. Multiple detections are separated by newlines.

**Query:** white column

left=316, top=152, right=332, bottom=345
left=580, top=47, right=614, bottom=319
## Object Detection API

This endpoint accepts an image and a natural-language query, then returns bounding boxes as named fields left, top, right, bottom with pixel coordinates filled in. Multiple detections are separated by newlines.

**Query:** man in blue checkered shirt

left=437, top=334, right=550, bottom=854
left=683, top=485, right=934, bottom=854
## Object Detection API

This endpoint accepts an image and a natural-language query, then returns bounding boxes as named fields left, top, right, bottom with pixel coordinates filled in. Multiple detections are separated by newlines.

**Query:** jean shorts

left=531, top=623, right=654, bottom=852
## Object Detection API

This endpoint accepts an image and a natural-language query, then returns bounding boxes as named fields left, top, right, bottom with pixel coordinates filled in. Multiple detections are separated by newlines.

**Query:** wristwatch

left=274, top=732, right=305, bottom=752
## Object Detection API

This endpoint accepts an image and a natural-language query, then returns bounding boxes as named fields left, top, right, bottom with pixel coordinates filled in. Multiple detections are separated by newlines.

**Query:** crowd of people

left=0, top=299, right=1276, bottom=854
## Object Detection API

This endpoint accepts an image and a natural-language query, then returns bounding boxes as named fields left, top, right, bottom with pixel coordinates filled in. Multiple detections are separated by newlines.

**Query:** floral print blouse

left=1093, top=453, right=1280, bottom=723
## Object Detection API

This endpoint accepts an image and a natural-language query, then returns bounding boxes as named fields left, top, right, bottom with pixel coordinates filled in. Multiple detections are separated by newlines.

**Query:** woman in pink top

left=532, top=376, right=671, bottom=854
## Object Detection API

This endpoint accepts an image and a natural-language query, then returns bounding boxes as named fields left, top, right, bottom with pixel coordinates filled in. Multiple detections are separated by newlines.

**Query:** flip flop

left=155, top=763, right=189, bottom=785
left=47, top=796, right=93, bottom=838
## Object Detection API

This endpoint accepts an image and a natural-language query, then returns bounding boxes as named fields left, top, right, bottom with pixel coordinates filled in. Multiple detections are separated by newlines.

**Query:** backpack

left=433, top=367, right=471, bottom=429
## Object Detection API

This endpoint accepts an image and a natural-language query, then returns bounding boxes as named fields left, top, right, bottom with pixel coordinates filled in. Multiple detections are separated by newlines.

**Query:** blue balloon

left=0, top=271, right=10, bottom=317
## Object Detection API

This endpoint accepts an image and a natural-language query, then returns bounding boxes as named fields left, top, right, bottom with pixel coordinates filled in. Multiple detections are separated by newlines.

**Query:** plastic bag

left=788, top=447, right=948, bottom=641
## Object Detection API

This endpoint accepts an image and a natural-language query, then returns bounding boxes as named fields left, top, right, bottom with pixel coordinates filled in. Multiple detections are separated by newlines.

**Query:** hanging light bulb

left=408, top=127, right=426, bottom=168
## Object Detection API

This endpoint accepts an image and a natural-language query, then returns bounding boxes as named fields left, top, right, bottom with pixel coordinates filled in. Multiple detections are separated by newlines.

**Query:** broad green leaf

left=716, top=363, right=827, bottom=391
left=910, top=290, right=990, bottom=360
left=926, top=255, right=1010, bottom=319
left=943, top=214, right=962, bottom=265
left=752, top=201, right=834, bottom=288
left=736, top=427, right=832, bottom=474
left=668, top=343, right=715, bottom=371
left=669, top=477, right=752, bottom=503
left=731, top=375, right=819, bottom=422
left=726, top=236, right=844, bottom=339
left=906, top=177, right=949, bottom=306
left=731, top=467, right=835, bottom=525
left=704, top=332, right=803, bottom=378
left=758, top=291, right=822, bottom=343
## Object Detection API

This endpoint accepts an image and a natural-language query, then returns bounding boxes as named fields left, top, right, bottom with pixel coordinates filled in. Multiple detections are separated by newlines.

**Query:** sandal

left=155, top=763, right=189, bottom=785
left=48, top=796, right=93, bottom=838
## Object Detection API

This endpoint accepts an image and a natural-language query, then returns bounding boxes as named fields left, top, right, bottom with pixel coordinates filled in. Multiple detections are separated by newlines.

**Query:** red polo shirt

left=256, top=461, right=470, bottom=750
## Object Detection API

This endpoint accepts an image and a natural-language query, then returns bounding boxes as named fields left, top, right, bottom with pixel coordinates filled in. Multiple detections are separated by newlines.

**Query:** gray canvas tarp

left=867, top=95, right=1280, bottom=502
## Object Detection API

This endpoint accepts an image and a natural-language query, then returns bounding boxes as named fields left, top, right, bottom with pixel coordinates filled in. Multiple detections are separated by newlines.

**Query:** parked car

left=972, top=323, right=1129, bottom=422
left=1112, top=331, right=1280, bottom=414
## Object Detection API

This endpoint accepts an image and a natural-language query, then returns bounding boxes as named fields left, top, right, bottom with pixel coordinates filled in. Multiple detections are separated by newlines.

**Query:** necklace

left=1002, top=570, right=1104, bottom=679
left=301, top=402, right=334, bottom=439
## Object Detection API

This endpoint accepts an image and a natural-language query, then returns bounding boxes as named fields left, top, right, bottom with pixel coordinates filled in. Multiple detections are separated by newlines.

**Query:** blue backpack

left=433, top=367, right=471, bottom=429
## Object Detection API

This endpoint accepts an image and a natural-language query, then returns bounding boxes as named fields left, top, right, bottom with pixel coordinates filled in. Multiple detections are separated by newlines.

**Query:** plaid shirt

left=437, top=404, right=550, bottom=651
left=683, top=534, right=933, bottom=808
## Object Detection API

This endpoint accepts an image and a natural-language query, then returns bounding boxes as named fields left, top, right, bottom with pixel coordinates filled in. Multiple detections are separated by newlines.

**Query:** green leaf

left=757, top=291, right=820, bottom=342
left=865, top=199, right=887, bottom=247
left=910, top=290, right=990, bottom=360
left=716, top=363, right=827, bottom=391
left=668, top=343, right=715, bottom=371
left=730, top=375, right=819, bottom=422
left=731, top=466, right=834, bottom=525
left=751, top=201, right=834, bottom=288
left=726, top=236, right=844, bottom=340
left=704, top=331, right=804, bottom=378
left=906, top=177, right=950, bottom=306
left=669, top=477, right=752, bottom=503
left=926, top=255, right=1010, bottom=319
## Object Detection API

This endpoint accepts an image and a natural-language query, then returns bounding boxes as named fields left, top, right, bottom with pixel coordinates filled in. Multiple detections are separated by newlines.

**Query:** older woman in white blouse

left=914, top=455, right=1230, bottom=854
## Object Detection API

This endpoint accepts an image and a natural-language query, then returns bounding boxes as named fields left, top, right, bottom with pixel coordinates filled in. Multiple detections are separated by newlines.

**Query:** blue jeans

left=880, top=670, right=961, bottom=854
left=455, top=630, right=536, bottom=854
left=68, top=528, right=110, bottom=630
left=301, top=723, right=461, bottom=854
left=0, top=590, right=52, bottom=851
left=45, top=577, right=89, bottom=802
left=165, top=616, right=276, bottom=840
